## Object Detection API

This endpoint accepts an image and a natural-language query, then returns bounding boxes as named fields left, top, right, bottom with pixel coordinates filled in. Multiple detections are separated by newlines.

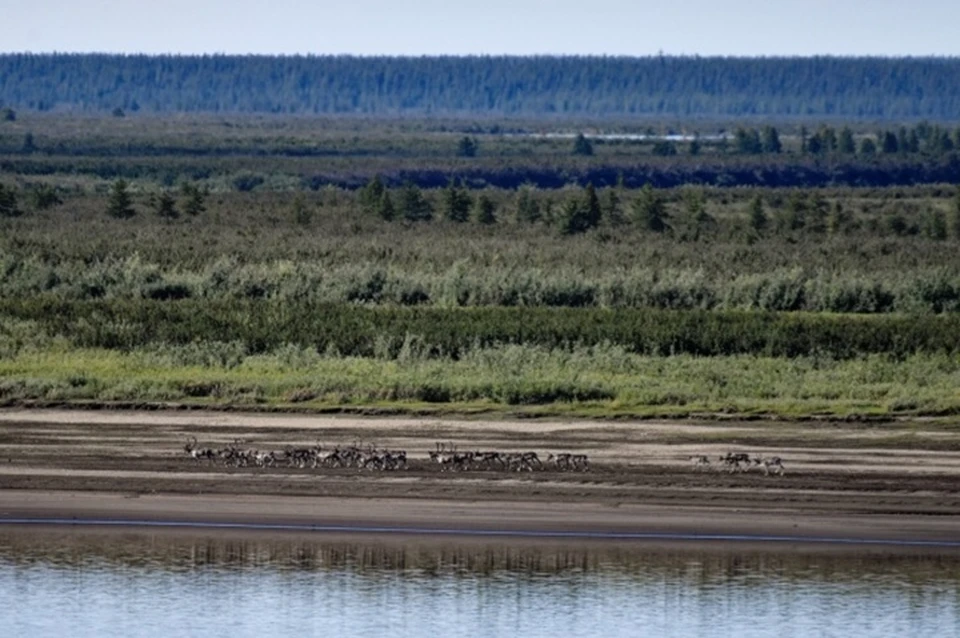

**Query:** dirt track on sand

left=1, top=410, right=960, bottom=542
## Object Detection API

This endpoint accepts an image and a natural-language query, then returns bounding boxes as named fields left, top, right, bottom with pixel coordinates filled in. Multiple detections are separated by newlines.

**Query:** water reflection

left=1, top=528, right=958, bottom=638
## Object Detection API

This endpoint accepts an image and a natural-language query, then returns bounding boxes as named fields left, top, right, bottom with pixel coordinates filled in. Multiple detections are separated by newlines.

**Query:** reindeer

left=429, top=443, right=456, bottom=472
left=753, top=455, right=785, bottom=476
left=183, top=436, right=215, bottom=462
left=503, top=451, right=541, bottom=472
left=521, top=451, right=542, bottom=470
left=474, top=451, right=505, bottom=470
left=690, top=455, right=711, bottom=471
left=253, top=450, right=276, bottom=468
left=719, top=452, right=751, bottom=473
left=547, top=453, right=573, bottom=471
left=383, top=450, right=408, bottom=470
left=570, top=454, right=589, bottom=472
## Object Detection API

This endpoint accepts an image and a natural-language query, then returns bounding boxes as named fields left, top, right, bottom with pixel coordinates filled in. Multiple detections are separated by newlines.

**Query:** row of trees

left=352, top=177, right=960, bottom=239
left=726, top=123, right=960, bottom=157
left=105, top=180, right=206, bottom=220
left=10, top=175, right=960, bottom=242
left=457, top=124, right=960, bottom=159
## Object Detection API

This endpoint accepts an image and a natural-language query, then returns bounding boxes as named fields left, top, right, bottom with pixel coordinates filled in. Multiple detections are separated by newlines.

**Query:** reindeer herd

left=183, top=438, right=589, bottom=473
left=691, top=452, right=786, bottom=476
left=184, top=437, right=785, bottom=477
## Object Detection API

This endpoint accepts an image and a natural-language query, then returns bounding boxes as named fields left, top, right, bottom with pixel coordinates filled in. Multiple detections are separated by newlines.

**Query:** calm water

left=1, top=528, right=959, bottom=638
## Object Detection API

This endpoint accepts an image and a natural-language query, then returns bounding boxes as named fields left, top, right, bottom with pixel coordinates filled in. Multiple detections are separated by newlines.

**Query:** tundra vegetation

left=1, top=108, right=960, bottom=418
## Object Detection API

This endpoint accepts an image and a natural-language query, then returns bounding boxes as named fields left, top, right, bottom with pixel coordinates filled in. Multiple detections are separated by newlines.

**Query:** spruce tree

left=684, top=187, right=715, bottom=235
left=761, top=126, right=782, bottom=153
left=819, top=126, right=838, bottom=153
left=377, top=190, right=395, bottom=221
left=106, top=179, right=135, bottom=219
left=838, top=127, right=856, bottom=154
left=398, top=182, right=432, bottom=222
left=474, top=194, right=497, bottom=224
left=583, top=183, right=602, bottom=229
left=632, top=184, right=668, bottom=233
left=359, top=175, right=386, bottom=214
left=735, top=127, right=762, bottom=154
left=881, top=131, right=899, bottom=154
left=515, top=184, right=541, bottom=223
left=806, top=133, right=824, bottom=155
left=456, top=136, right=478, bottom=157
left=21, top=132, right=36, bottom=154
left=558, top=197, right=589, bottom=236
left=181, top=183, right=206, bottom=216
left=0, top=184, right=21, bottom=217
left=442, top=178, right=471, bottom=222
left=558, top=186, right=603, bottom=235
left=600, top=186, right=624, bottom=226
left=748, top=195, right=768, bottom=233
left=154, top=191, right=179, bottom=220
left=572, top=133, right=593, bottom=156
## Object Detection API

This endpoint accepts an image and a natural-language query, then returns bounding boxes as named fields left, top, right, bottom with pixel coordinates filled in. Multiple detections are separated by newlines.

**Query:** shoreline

left=3, top=490, right=960, bottom=549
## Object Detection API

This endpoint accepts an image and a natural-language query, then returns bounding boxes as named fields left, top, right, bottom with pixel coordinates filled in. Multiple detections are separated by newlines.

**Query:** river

left=1, top=527, right=958, bottom=637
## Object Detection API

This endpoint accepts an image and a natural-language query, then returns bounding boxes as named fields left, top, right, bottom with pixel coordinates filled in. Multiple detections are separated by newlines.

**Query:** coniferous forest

left=1, top=55, right=960, bottom=417
left=2, top=54, right=960, bottom=118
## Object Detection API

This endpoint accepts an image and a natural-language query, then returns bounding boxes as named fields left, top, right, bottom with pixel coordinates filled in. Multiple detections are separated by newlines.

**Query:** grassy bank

left=1, top=341, right=958, bottom=418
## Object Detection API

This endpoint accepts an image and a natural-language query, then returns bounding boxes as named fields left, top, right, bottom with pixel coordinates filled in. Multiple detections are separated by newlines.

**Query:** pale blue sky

left=5, top=0, right=959, bottom=56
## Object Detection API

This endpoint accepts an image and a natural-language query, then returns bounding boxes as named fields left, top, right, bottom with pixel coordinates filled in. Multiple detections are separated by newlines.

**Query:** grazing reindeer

left=184, top=436, right=215, bottom=462
left=754, top=456, right=785, bottom=476
left=569, top=454, right=589, bottom=472
left=719, top=452, right=751, bottom=473
left=253, top=450, right=276, bottom=468
left=474, top=451, right=506, bottom=470
left=429, top=443, right=457, bottom=472
left=690, top=455, right=711, bottom=471
left=504, top=451, right=541, bottom=472
left=548, top=453, right=573, bottom=471
left=521, top=451, right=542, bottom=470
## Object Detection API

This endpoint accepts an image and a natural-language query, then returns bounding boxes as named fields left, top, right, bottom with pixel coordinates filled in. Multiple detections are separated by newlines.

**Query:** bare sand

left=1, top=409, right=960, bottom=545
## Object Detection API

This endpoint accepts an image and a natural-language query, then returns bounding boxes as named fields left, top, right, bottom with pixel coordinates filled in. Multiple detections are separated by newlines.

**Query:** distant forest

left=2, top=54, right=960, bottom=120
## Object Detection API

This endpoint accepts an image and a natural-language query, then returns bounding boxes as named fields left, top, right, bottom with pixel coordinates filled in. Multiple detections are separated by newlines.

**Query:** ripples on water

left=1, top=528, right=958, bottom=638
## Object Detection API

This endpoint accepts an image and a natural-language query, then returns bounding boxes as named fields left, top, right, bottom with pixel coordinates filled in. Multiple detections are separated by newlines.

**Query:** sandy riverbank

left=1, top=409, right=960, bottom=546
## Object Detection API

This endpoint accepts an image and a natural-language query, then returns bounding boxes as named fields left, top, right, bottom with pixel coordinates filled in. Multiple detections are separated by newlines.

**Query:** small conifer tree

left=106, top=179, right=135, bottom=219
left=474, top=194, right=497, bottom=224
left=154, top=191, right=179, bottom=220
left=572, top=133, right=593, bottom=156
left=748, top=195, right=768, bottom=233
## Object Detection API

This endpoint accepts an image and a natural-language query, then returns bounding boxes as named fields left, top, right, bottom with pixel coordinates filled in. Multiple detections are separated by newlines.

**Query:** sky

left=4, top=0, right=959, bottom=57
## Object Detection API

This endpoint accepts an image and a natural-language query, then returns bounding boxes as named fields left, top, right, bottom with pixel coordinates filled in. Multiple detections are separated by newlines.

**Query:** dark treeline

left=6, top=155, right=958, bottom=190
left=3, top=54, right=960, bottom=119
left=329, top=156, right=960, bottom=190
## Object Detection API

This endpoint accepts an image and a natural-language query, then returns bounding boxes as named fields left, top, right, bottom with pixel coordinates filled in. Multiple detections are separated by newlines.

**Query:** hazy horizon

left=5, top=0, right=960, bottom=57
left=5, top=52, right=960, bottom=59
